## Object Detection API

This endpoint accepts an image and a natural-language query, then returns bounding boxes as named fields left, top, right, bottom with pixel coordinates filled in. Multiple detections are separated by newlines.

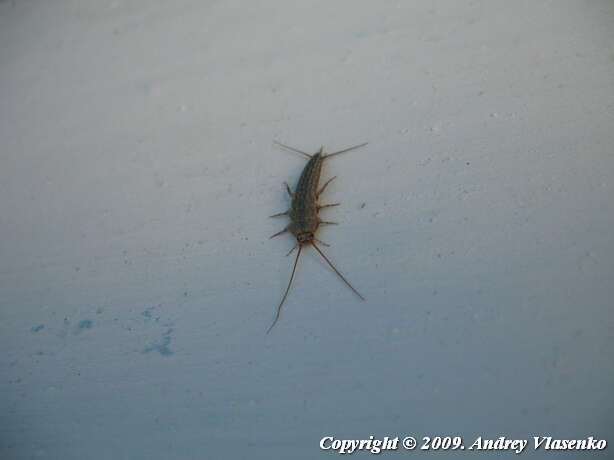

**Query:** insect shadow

left=268, top=140, right=367, bottom=334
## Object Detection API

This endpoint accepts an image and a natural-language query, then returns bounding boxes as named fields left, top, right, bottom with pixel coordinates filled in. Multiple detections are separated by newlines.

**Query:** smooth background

left=1, top=1, right=613, bottom=458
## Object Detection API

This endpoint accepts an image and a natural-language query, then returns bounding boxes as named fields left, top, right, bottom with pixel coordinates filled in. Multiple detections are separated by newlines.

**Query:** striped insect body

left=268, top=141, right=367, bottom=333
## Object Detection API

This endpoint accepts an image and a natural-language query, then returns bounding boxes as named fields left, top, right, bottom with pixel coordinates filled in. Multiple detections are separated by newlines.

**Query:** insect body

left=268, top=141, right=368, bottom=334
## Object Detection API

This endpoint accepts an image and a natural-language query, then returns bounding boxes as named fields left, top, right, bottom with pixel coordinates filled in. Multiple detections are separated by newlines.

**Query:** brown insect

left=267, top=140, right=368, bottom=334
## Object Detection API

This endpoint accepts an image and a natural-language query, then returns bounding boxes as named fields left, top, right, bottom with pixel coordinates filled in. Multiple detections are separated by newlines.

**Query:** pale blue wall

left=1, top=1, right=613, bottom=458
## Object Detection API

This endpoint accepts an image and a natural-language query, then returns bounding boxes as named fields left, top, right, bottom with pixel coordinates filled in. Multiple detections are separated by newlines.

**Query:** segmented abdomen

left=290, top=154, right=324, bottom=232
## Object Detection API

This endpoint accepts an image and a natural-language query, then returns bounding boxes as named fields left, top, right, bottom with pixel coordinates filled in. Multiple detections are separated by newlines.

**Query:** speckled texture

left=288, top=153, right=324, bottom=238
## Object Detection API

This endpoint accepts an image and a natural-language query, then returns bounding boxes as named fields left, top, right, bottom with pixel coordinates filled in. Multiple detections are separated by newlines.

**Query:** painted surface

left=1, top=1, right=613, bottom=458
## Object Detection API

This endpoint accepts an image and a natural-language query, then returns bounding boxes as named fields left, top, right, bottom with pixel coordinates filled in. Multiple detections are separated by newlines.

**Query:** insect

left=267, top=140, right=368, bottom=334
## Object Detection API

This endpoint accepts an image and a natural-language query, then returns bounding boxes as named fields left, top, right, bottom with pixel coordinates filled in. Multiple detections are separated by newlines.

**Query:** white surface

left=1, top=1, right=613, bottom=458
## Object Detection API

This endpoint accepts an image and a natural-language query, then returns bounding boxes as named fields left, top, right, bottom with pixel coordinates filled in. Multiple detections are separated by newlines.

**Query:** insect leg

left=318, top=203, right=340, bottom=211
left=270, top=210, right=289, bottom=217
left=286, top=244, right=298, bottom=256
left=270, top=227, right=289, bottom=239
left=267, top=245, right=303, bottom=334
left=284, top=182, right=293, bottom=198
left=319, top=221, right=338, bottom=225
left=314, top=238, right=330, bottom=247
left=312, top=243, right=365, bottom=300
left=325, top=142, right=368, bottom=159
left=318, top=176, right=336, bottom=196
left=274, top=141, right=312, bottom=159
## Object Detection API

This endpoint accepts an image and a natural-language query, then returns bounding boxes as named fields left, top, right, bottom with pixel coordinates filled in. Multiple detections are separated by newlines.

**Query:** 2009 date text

left=421, top=436, right=463, bottom=450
